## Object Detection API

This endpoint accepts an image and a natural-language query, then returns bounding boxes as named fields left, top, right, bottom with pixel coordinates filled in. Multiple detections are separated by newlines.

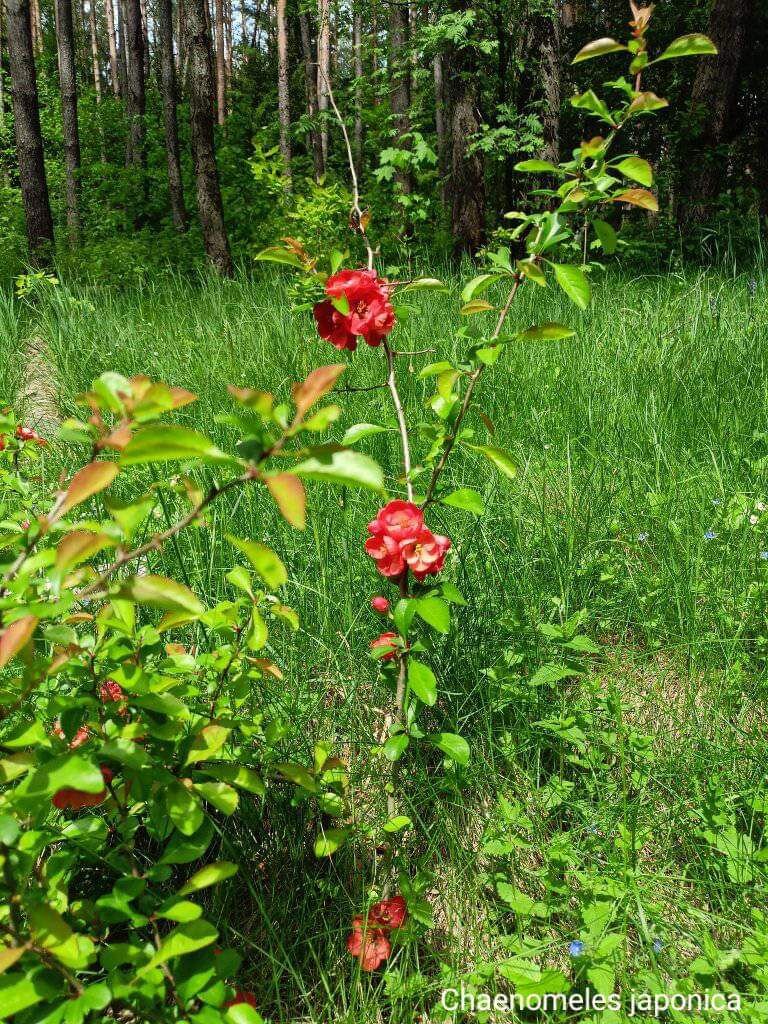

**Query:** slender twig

left=383, top=339, right=413, bottom=502
left=422, top=275, right=523, bottom=507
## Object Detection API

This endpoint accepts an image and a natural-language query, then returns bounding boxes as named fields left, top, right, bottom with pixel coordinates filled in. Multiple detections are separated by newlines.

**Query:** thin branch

left=383, top=339, right=413, bottom=502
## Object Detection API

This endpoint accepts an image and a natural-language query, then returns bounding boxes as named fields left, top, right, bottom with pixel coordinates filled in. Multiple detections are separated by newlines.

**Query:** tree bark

left=55, top=0, right=82, bottom=243
left=124, top=0, right=145, bottom=168
left=679, top=0, right=754, bottom=228
left=388, top=0, right=412, bottom=198
left=104, top=0, right=119, bottom=93
left=443, top=2, right=484, bottom=255
left=5, top=0, right=55, bottom=261
left=275, top=0, right=291, bottom=186
left=539, top=8, right=561, bottom=163
left=316, top=0, right=329, bottom=165
left=352, top=5, right=363, bottom=175
left=184, top=0, right=233, bottom=274
left=158, top=0, right=188, bottom=229
left=214, top=0, right=224, bottom=123
left=88, top=0, right=103, bottom=102
left=299, top=10, right=323, bottom=180
left=116, top=0, right=129, bottom=99
left=139, top=0, right=149, bottom=78
left=29, top=0, right=42, bottom=53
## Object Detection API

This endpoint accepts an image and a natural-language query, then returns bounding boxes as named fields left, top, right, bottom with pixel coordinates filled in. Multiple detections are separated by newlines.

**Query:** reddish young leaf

left=611, top=188, right=659, bottom=211
left=0, top=615, right=38, bottom=668
left=291, top=365, right=346, bottom=422
left=265, top=473, right=306, bottom=530
left=60, top=461, right=119, bottom=515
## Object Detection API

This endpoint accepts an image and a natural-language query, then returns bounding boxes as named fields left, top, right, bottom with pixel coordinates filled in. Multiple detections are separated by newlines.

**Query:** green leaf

left=572, top=37, right=627, bottom=62
left=275, top=762, right=318, bottom=792
left=138, top=920, right=218, bottom=976
left=226, top=1004, right=265, bottom=1024
left=314, top=827, right=350, bottom=857
left=121, top=426, right=235, bottom=466
left=408, top=660, right=437, bottom=706
left=293, top=448, right=384, bottom=492
left=341, top=423, right=389, bottom=445
left=570, top=90, right=615, bottom=125
left=194, top=781, right=239, bottom=815
left=415, top=597, right=451, bottom=634
left=466, top=444, right=517, bottom=480
left=496, top=883, right=548, bottom=917
left=514, top=159, right=561, bottom=173
left=441, top=488, right=485, bottom=515
left=655, top=33, right=717, bottom=61
left=461, top=299, right=495, bottom=316
left=552, top=264, right=591, bottom=310
left=400, top=277, right=447, bottom=293
left=626, top=91, right=669, bottom=115
left=383, top=734, right=409, bottom=761
left=14, top=753, right=103, bottom=806
left=184, top=724, right=231, bottom=765
left=461, top=273, right=503, bottom=303
left=253, top=246, right=304, bottom=267
left=614, top=156, right=653, bottom=186
left=383, top=815, right=412, bottom=833
left=427, top=732, right=470, bottom=765
left=518, top=323, right=575, bottom=342
left=228, top=537, right=287, bottom=589
left=166, top=781, right=204, bottom=836
left=516, top=260, right=547, bottom=286
left=0, top=971, right=62, bottom=1019
left=529, top=663, right=582, bottom=687
left=113, top=575, right=204, bottom=614
left=593, top=219, right=618, bottom=254
left=202, top=764, right=265, bottom=796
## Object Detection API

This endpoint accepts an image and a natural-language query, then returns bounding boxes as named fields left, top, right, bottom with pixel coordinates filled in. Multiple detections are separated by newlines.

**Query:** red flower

left=400, top=529, right=451, bottom=581
left=225, top=991, right=258, bottom=1009
left=0, top=435, right=6, bottom=451
left=371, top=596, right=390, bottom=614
left=365, top=500, right=451, bottom=581
left=346, top=894, right=408, bottom=971
left=99, top=680, right=124, bottom=703
left=346, top=916, right=392, bottom=972
left=52, top=721, right=90, bottom=749
left=370, top=632, right=399, bottom=661
left=369, top=895, right=408, bottom=930
left=15, top=425, right=46, bottom=445
left=313, top=269, right=395, bottom=352
left=52, top=766, right=113, bottom=810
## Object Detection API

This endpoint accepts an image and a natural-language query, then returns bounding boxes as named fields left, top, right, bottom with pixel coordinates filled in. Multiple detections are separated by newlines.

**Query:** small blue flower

left=760, top=551, right=768, bottom=561
left=704, top=530, right=717, bottom=540
left=569, top=940, right=585, bottom=958
left=637, top=532, right=649, bottom=542
left=652, top=939, right=664, bottom=953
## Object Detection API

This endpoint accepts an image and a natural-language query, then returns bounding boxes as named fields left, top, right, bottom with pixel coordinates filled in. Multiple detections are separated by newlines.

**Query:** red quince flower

left=52, top=721, right=90, bottom=749
left=99, top=679, right=124, bottom=703
left=371, top=596, right=390, bottom=614
left=400, top=528, right=451, bottom=581
left=15, top=425, right=47, bottom=445
left=225, top=991, right=258, bottom=1009
left=52, top=766, right=113, bottom=810
left=365, top=500, right=451, bottom=580
left=313, top=269, right=395, bottom=352
left=369, top=895, right=408, bottom=930
left=370, top=632, right=400, bottom=661
left=346, top=916, right=392, bottom=971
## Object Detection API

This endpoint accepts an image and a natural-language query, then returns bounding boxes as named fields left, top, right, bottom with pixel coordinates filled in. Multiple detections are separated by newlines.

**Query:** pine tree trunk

left=6, top=0, right=55, bottom=261
left=214, top=0, right=224, bottom=123
left=55, top=0, right=82, bottom=243
left=224, top=0, right=231, bottom=99
left=275, top=0, right=291, bottom=186
left=116, top=0, right=129, bottom=98
left=29, top=0, right=42, bottom=53
left=139, top=0, right=149, bottom=77
left=184, top=0, right=233, bottom=274
left=539, top=9, right=561, bottom=163
left=316, top=0, right=329, bottom=164
left=104, top=0, right=120, bottom=93
left=352, top=5, right=362, bottom=174
left=444, top=1, right=484, bottom=255
left=88, top=0, right=102, bottom=101
left=679, top=0, right=754, bottom=228
left=124, top=0, right=145, bottom=167
left=433, top=51, right=446, bottom=184
left=299, top=11, right=323, bottom=180
left=388, top=0, right=412, bottom=199
left=158, top=0, right=188, bottom=229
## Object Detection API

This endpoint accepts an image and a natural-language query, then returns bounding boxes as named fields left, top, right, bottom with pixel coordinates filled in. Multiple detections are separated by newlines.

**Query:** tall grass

left=4, top=265, right=768, bottom=1020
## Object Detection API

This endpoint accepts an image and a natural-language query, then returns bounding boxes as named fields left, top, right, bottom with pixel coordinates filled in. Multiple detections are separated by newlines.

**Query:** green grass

left=4, top=265, right=768, bottom=1020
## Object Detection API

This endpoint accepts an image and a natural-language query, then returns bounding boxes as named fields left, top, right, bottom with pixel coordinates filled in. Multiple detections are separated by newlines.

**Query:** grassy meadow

left=3, top=265, right=768, bottom=1020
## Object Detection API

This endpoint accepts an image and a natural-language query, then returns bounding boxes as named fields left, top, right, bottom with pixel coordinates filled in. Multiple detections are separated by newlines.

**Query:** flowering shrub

left=0, top=5, right=716, bottom=1019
